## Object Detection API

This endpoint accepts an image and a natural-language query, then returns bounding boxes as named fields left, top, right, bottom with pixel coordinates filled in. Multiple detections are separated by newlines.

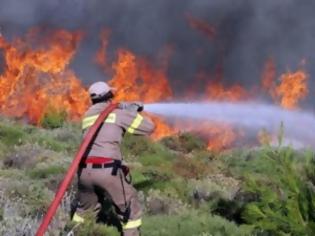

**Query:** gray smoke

left=0, top=0, right=315, bottom=102
left=145, top=102, right=315, bottom=148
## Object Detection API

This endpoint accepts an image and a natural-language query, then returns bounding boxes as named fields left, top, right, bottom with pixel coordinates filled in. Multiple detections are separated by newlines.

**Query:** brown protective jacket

left=81, top=102, right=155, bottom=160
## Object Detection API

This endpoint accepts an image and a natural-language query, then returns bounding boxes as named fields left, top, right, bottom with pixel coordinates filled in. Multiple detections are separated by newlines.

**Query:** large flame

left=0, top=29, right=89, bottom=124
left=0, top=28, right=311, bottom=151
left=95, top=33, right=176, bottom=139
left=110, top=49, right=173, bottom=102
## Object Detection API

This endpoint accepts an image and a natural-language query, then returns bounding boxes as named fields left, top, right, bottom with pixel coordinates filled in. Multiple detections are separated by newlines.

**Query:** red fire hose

left=35, top=103, right=118, bottom=236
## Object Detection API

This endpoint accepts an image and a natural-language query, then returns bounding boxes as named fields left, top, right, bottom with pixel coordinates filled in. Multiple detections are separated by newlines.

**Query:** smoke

left=0, top=0, right=315, bottom=100
left=145, top=102, right=315, bottom=148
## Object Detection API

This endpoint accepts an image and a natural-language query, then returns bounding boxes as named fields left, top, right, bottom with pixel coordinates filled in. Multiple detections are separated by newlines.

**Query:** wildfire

left=109, top=49, right=176, bottom=140
left=0, top=27, right=311, bottom=152
left=205, top=82, right=247, bottom=101
left=0, top=29, right=89, bottom=124
left=110, top=49, right=173, bottom=103
left=94, top=33, right=175, bottom=140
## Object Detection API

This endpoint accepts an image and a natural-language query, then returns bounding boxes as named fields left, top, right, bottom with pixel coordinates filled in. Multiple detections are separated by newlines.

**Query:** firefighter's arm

left=119, top=102, right=143, bottom=112
left=119, top=110, right=155, bottom=135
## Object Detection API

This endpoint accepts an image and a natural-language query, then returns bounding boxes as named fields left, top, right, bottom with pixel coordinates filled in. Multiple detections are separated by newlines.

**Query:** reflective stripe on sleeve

left=105, top=113, right=116, bottom=124
left=122, top=218, right=142, bottom=230
left=127, top=114, right=143, bottom=134
left=81, top=113, right=116, bottom=130
left=72, top=213, right=84, bottom=223
left=82, top=114, right=99, bottom=130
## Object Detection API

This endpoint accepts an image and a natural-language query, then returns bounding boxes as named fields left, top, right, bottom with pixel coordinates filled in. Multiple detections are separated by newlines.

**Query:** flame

left=261, top=59, right=308, bottom=109
left=172, top=120, right=239, bottom=151
left=93, top=29, right=244, bottom=150
left=205, top=81, right=247, bottom=101
left=149, top=116, right=177, bottom=140
left=206, top=124, right=239, bottom=151
left=275, top=70, right=308, bottom=109
left=95, top=34, right=175, bottom=138
left=0, top=27, right=311, bottom=152
left=109, top=49, right=174, bottom=137
left=0, top=28, right=89, bottom=124
left=109, top=49, right=173, bottom=103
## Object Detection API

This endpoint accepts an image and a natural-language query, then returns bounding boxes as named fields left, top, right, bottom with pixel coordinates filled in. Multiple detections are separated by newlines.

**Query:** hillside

left=0, top=117, right=315, bottom=236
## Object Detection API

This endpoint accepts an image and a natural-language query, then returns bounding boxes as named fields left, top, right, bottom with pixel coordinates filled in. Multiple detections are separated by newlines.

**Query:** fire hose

left=35, top=103, right=118, bottom=236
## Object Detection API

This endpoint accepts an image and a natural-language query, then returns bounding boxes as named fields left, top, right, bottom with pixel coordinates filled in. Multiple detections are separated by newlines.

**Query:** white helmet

left=88, top=81, right=115, bottom=99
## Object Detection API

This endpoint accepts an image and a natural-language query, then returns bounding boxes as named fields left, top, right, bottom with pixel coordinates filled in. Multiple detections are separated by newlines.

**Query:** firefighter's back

left=82, top=102, right=155, bottom=160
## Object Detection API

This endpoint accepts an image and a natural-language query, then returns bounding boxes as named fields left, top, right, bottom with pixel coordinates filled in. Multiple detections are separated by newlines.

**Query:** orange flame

left=109, top=49, right=174, bottom=138
left=205, top=82, right=248, bottom=101
left=0, top=27, right=311, bottom=152
left=275, top=70, right=308, bottom=109
left=109, top=49, right=173, bottom=103
left=261, top=59, right=308, bottom=109
left=206, top=124, right=240, bottom=151
left=0, top=28, right=89, bottom=124
left=94, top=32, right=175, bottom=139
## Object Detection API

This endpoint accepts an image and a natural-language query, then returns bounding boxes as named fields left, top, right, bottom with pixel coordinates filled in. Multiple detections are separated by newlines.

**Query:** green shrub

left=37, top=136, right=65, bottom=152
left=2, top=144, right=52, bottom=169
left=4, top=180, right=53, bottom=216
left=0, top=123, right=26, bottom=146
left=172, top=155, right=213, bottom=179
left=40, top=109, right=67, bottom=129
left=69, top=213, right=120, bottom=236
left=222, top=147, right=315, bottom=235
left=122, top=135, right=155, bottom=157
left=142, top=210, right=252, bottom=236
left=27, top=165, right=66, bottom=179
left=145, top=188, right=187, bottom=215
left=161, top=133, right=206, bottom=153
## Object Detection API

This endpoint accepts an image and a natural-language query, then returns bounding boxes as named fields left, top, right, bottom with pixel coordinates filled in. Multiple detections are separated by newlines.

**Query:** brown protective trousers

left=76, top=165, right=142, bottom=236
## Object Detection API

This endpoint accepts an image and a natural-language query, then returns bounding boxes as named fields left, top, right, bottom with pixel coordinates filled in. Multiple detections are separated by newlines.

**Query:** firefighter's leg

left=72, top=168, right=101, bottom=223
left=119, top=187, right=142, bottom=236
left=95, top=168, right=142, bottom=236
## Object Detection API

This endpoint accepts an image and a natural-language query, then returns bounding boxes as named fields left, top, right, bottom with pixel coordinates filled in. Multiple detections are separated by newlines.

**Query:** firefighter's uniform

left=74, top=101, right=155, bottom=236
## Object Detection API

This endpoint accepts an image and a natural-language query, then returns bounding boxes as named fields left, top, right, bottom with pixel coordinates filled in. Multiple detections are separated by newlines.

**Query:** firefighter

left=72, top=81, right=155, bottom=236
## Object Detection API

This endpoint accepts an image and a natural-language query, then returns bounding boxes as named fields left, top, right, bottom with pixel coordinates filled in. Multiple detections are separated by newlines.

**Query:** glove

left=119, top=102, right=144, bottom=112
left=134, top=102, right=144, bottom=112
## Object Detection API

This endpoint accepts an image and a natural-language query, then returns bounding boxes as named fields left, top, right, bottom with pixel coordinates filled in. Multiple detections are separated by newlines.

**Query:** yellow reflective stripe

left=127, top=114, right=143, bottom=134
left=105, top=113, right=116, bottom=124
left=81, top=113, right=116, bottom=130
left=123, top=218, right=142, bottom=229
left=82, top=114, right=99, bottom=130
left=72, top=213, right=84, bottom=223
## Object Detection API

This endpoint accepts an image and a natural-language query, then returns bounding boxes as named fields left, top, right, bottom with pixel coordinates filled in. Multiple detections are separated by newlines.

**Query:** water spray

left=145, top=102, right=315, bottom=148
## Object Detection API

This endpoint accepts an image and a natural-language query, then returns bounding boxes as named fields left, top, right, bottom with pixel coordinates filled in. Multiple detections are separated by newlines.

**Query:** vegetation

left=0, top=117, right=314, bottom=235
left=40, top=108, right=68, bottom=129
